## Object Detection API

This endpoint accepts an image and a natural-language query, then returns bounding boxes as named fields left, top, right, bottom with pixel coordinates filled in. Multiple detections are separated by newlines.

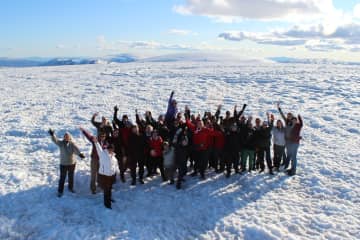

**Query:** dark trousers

left=115, top=153, right=126, bottom=175
left=98, top=174, right=115, bottom=208
left=213, top=149, right=224, bottom=171
left=195, top=150, right=209, bottom=177
left=224, top=150, right=239, bottom=173
left=175, top=148, right=188, bottom=181
left=208, top=147, right=215, bottom=169
left=129, top=156, right=145, bottom=181
left=150, top=156, right=166, bottom=180
left=273, top=145, right=285, bottom=168
left=257, top=146, right=273, bottom=171
left=58, top=164, right=76, bottom=193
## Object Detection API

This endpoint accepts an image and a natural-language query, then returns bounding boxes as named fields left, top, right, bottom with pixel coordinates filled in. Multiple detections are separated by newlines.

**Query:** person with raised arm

left=272, top=119, right=286, bottom=171
left=94, top=140, right=118, bottom=209
left=80, top=127, right=110, bottom=194
left=165, top=91, right=178, bottom=127
left=256, top=113, right=275, bottom=175
left=91, top=113, right=113, bottom=138
left=277, top=103, right=303, bottom=176
left=113, top=105, right=132, bottom=169
left=48, top=129, right=85, bottom=197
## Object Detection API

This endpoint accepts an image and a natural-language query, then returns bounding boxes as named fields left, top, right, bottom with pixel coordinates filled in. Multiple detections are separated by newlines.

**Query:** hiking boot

left=131, top=179, right=136, bottom=186
left=259, top=169, right=264, bottom=173
left=190, top=171, right=198, bottom=177
left=57, top=192, right=63, bottom=198
left=226, top=172, right=231, bottom=178
left=139, top=179, right=144, bottom=184
left=269, top=169, right=274, bottom=175
left=169, top=179, right=175, bottom=185
left=68, top=189, right=76, bottom=193
left=176, top=181, right=181, bottom=189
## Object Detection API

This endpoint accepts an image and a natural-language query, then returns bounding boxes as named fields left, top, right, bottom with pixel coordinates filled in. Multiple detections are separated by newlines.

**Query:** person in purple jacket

left=165, top=91, right=178, bottom=127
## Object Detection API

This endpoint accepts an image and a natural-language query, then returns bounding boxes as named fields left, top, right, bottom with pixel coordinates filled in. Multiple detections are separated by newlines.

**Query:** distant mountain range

left=0, top=54, right=359, bottom=67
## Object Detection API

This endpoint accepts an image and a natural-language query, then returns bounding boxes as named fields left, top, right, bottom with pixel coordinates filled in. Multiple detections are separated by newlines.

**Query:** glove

left=79, top=153, right=85, bottom=159
left=48, top=128, right=55, bottom=136
left=242, top=104, right=247, bottom=109
left=114, top=105, right=119, bottom=112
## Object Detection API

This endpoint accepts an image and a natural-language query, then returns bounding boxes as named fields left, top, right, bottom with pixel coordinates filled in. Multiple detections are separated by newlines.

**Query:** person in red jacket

left=149, top=130, right=166, bottom=181
left=191, top=120, right=212, bottom=179
left=212, top=124, right=225, bottom=172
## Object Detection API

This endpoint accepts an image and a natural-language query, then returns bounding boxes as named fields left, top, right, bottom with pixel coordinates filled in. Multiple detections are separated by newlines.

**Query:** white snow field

left=0, top=61, right=359, bottom=240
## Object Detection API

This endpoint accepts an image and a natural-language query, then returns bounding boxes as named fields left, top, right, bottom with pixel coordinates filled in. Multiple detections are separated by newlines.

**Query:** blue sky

left=1, top=0, right=360, bottom=60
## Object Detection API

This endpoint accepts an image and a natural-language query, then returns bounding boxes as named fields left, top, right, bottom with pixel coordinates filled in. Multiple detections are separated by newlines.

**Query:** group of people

left=49, top=91, right=303, bottom=209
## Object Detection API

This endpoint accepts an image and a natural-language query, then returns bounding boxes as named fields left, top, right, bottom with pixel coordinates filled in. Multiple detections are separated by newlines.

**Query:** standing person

left=165, top=91, right=178, bottom=127
left=94, top=141, right=118, bottom=209
left=110, top=128, right=126, bottom=182
left=257, top=113, right=275, bottom=175
left=189, top=120, right=212, bottom=179
left=253, top=117, right=262, bottom=170
left=113, top=106, right=133, bottom=174
left=277, top=103, right=303, bottom=176
left=127, top=125, right=147, bottom=185
left=91, top=113, right=113, bottom=138
left=172, top=126, right=192, bottom=189
left=223, top=124, right=240, bottom=178
left=149, top=130, right=166, bottom=181
left=80, top=128, right=109, bottom=194
left=163, top=142, right=175, bottom=185
left=48, top=129, right=85, bottom=197
left=212, top=124, right=225, bottom=173
left=240, top=118, right=256, bottom=173
left=272, top=119, right=286, bottom=171
left=284, top=115, right=303, bottom=176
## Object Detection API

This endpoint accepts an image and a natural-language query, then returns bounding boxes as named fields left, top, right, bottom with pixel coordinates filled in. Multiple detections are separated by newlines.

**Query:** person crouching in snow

left=48, top=129, right=85, bottom=197
left=94, top=141, right=118, bottom=209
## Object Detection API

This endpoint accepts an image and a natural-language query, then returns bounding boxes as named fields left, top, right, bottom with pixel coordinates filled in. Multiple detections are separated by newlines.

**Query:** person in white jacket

left=272, top=120, right=286, bottom=171
left=94, top=141, right=118, bottom=209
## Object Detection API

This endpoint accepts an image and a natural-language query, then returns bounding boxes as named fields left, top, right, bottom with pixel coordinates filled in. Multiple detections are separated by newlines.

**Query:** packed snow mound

left=0, top=62, right=359, bottom=239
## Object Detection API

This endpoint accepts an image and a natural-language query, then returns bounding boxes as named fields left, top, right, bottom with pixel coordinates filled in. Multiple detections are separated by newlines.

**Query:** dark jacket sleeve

left=91, top=115, right=101, bottom=129
left=278, top=107, right=287, bottom=122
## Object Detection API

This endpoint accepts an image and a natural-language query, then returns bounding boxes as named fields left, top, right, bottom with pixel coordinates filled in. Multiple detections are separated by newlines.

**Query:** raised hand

left=48, top=128, right=55, bottom=136
left=114, top=105, right=119, bottom=112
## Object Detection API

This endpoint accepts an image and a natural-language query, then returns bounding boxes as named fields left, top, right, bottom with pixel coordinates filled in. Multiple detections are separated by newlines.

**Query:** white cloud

left=354, top=4, right=360, bottom=18
left=219, top=22, right=360, bottom=52
left=168, top=29, right=198, bottom=36
left=305, top=39, right=345, bottom=52
left=174, top=0, right=334, bottom=21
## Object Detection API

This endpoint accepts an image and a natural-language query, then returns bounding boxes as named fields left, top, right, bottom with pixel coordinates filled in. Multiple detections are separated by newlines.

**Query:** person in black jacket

left=91, top=113, right=113, bottom=138
left=256, top=113, right=274, bottom=174
left=223, top=124, right=240, bottom=178
left=173, top=126, right=192, bottom=189
left=109, top=127, right=126, bottom=182
left=240, top=118, right=257, bottom=173
left=127, top=125, right=147, bottom=185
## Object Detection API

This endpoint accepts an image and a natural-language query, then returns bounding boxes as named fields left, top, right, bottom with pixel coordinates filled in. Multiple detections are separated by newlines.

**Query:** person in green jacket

left=49, top=129, right=85, bottom=197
